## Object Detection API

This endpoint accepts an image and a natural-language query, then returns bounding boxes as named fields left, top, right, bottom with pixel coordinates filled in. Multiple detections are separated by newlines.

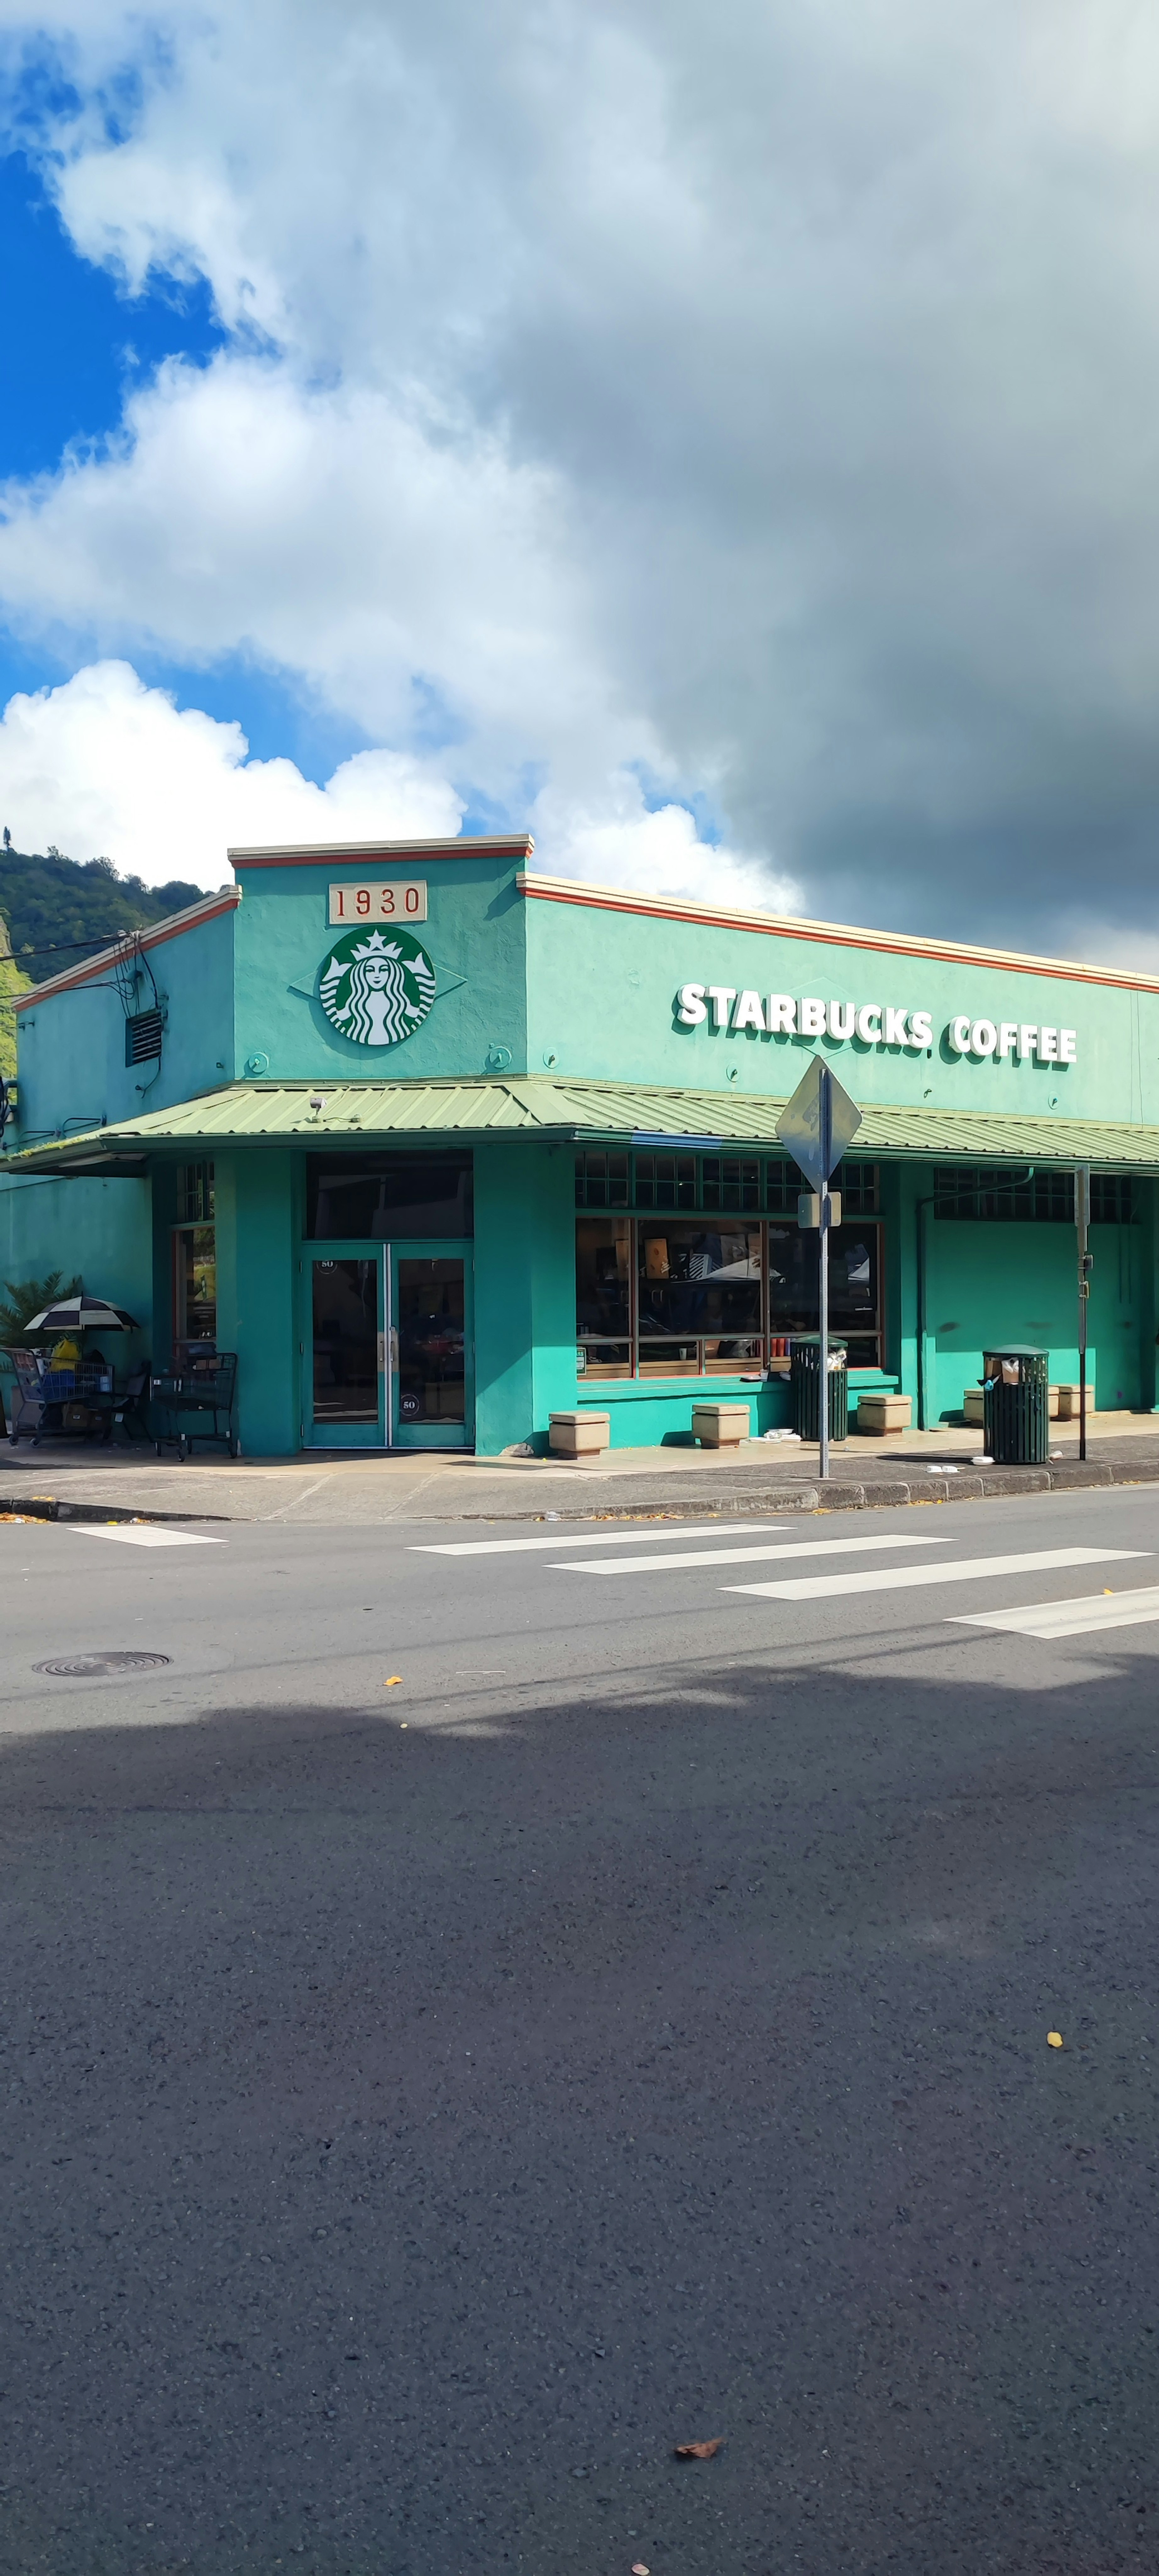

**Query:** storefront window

left=576, top=1217, right=632, bottom=1378
left=637, top=1222, right=763, bottom=1376
left=173, top=1224, right=216, bottom=1352
left=306, top=1153, right=472, bottom=1239
left=576, top=1216, right=884, bottom=1376
left=768, top=1223, right=880, bottom=1367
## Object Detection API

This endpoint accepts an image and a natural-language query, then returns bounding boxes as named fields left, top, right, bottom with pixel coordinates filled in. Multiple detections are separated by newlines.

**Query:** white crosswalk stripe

left=68, top=1525, right=224, bottom=1548
left=727, top=1545, right=1146, bottom=1602
left=554, top=1532, right=953, bottom=1577
left=413, top=1521, right=785, bottom=1557
left=952, top=1584, right=1159, bottom=1639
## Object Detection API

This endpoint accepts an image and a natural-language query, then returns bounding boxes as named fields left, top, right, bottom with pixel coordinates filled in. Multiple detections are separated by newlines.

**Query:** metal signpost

left=1075, top=1163, right=1091, bottom=1464
left=777, top=1058, right=862, bottom=1480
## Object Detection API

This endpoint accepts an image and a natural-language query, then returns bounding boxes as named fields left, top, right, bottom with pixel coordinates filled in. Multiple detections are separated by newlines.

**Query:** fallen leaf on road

left=674, top=2438, right=723, bottom=2459
left=1047, top=2030, right=1064, bottom=2048
left=384, top=1677, right=403, bottom=1686
left=632, top=2564, right=650, bottom=2573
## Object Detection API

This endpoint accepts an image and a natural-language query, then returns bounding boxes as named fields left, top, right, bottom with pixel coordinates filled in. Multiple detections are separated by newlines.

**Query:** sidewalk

left=5, top=1411, right=1159, bottom=1524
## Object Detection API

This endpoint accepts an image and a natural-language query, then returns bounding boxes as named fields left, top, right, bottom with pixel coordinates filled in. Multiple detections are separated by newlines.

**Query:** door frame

left=388, top=1239, right=475, bottom=1450
left=301, top=1242, right=387, bottom=1450
left=300, top=1239, right=475, bottom=1451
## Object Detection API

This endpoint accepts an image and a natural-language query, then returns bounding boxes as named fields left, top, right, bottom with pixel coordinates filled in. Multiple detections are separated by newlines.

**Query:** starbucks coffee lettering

left=675, top=983, right=1077, bottom=1065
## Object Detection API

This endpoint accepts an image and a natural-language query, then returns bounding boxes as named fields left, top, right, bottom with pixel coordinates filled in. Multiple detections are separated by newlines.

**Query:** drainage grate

left=34, top=1651, right=173, bottom=1679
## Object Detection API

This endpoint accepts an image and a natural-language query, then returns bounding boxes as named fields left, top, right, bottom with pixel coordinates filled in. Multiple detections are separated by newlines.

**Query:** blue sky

left=0, top=149, right=371, bottom=784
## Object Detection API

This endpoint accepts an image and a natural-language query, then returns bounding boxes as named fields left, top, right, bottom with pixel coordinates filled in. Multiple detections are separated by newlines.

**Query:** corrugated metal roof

left=7, top=1077, right=1159, bottom=1170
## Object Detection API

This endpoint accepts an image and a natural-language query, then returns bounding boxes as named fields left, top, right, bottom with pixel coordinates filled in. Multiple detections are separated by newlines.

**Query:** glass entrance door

left=305, top=1248, right=384, bottom=1448
left=389, top=1242, right=473, bottom=1449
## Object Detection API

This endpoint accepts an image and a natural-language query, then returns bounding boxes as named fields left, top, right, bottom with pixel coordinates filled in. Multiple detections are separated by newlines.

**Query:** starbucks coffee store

left=3, top=831, right=1159, bottom=1454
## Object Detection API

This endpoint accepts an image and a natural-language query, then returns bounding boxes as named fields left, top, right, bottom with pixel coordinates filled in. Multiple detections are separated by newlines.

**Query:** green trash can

left=790, top=1336, right=848, bottom=1443
left=982, top=1346, right=1050, bottom=1464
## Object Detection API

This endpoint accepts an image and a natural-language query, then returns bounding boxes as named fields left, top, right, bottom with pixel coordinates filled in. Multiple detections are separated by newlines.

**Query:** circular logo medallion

left=317, top=924, right=436, bottom=1048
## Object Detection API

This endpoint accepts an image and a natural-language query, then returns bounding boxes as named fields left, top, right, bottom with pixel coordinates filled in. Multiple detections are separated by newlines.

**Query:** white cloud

left=0, top=661, right=463, bottom=883
left=1, top=2, right=1159, bottom=947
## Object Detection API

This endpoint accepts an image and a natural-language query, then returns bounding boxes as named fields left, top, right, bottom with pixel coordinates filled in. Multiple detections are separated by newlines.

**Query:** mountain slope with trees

left=0, top=846, right=210, bottom=981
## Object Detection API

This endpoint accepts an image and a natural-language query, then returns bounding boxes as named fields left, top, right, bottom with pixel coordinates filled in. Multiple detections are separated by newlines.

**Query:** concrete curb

left=449, top=1455, right=1159, bottom=1522
left=0, top=1497, right=229, bottom=1526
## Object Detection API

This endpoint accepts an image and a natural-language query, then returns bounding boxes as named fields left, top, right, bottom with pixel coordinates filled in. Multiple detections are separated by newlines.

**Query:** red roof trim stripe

left=516, top=874, right=1159, bottom=994
left=13, top=888, right=241, bottom=1011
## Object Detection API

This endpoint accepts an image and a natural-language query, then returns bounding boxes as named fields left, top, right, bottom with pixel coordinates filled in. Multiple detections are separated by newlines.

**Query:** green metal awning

left=7, top=1076, right=1159, bottom=1172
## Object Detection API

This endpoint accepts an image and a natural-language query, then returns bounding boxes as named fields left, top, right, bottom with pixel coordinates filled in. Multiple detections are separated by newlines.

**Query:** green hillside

left=0, top=846, right=210, bottom=983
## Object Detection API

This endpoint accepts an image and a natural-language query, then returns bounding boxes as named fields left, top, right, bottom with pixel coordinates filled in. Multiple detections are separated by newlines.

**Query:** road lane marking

left=952, top=1585, right=1159, bottom=1639
left=726, top=1546, right=1146, bottom=1602
left=413, top=1521, right=786, bottom=1556
left=67, top=1525, right=224, bottom=1548
left=557, top=1533, right=952, bottom=1575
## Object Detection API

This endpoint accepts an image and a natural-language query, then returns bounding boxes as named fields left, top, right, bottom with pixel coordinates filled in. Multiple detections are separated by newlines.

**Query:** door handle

left=376, top=1332, right=386, bottom=1374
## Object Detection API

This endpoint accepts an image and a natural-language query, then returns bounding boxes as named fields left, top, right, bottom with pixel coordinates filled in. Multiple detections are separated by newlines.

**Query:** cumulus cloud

left=0, top=661, right=463, bottom=881
left=0, top=2, right=1158, bottom=947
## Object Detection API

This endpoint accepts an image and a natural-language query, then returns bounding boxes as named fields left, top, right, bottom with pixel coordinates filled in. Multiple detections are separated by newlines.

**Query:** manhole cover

left=33, top=1651, right=173, bottom=1679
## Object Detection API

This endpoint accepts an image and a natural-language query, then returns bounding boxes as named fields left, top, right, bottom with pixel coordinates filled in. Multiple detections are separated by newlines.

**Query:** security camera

left=309, top=1094, right=328, bottom=1114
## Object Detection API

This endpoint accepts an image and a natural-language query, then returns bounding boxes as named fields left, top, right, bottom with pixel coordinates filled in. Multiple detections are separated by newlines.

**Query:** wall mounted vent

left=125, top=1008, right=164, bottom=1066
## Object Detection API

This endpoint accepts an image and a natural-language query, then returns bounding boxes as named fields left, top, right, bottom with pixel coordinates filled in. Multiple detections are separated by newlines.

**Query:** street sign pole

left=776, top=1053, right=860, bottom=1486
left=1075, top=1163, right=1091, bottom=1465
left=817, top=1067, right=832, bottom=1481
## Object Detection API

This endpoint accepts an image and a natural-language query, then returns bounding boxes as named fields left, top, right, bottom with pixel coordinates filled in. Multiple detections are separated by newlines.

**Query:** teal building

left=2, top=830, right=1157, bottom=1453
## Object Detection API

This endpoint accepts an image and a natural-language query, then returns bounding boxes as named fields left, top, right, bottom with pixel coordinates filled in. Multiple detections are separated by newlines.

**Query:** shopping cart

left=150, top=1351, right=239, bottom=1458
left=3, top=1349, right=117, bottom=1444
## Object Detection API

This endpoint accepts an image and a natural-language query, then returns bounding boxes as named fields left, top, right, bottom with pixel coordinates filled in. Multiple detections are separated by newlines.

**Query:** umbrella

left=25, top=1291, right=141, bottom=1334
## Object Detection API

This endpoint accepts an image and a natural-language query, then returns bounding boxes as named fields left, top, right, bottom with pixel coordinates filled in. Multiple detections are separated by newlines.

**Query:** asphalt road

left=2, top=1483, right=1159, bottom=2573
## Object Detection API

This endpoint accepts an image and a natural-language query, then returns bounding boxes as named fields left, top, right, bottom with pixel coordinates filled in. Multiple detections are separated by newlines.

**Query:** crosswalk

left=413, top=1518, right=1159, bottom=1643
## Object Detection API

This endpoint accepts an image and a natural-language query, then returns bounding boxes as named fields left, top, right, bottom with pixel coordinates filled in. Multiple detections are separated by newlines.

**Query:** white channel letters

left=675, top=983, right=1076, bottom=1065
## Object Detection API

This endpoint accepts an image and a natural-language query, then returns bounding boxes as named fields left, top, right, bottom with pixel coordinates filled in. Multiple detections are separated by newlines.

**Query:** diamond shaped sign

left=775, top=1055, right=861, bottom=1193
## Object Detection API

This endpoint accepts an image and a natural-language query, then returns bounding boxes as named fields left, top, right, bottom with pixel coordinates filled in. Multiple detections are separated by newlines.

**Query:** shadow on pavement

left=1, top=1654, right=1157, bottom=2573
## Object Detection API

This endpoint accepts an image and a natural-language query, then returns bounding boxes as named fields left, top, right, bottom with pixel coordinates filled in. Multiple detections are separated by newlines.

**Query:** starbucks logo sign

left=318, top=925, right=436, bottom=1048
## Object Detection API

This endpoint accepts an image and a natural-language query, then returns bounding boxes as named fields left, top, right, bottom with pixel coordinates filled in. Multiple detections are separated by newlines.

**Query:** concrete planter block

left=549, top=1409, right=610, bottom=1456
left=855, top=1392, right=912, bottom=1435
left=1056, top=1383, right=1096, bottom=1418
left=692, top=1401, right=751, bottom=1448
left=1048, top=1384, right=1060, bottom=1418
left=963, top=1389, right=985, bottom=1425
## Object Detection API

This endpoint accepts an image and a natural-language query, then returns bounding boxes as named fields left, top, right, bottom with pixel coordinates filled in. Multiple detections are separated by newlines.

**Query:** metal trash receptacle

left=790, top=1336, right=848, bottom=1443
left=982, top=1346, right=1049, bottom=1464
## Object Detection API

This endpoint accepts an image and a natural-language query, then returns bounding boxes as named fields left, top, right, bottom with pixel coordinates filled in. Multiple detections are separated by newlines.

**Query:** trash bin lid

left=790, top=1334, right=848, bottom=1349
left=983, top=1345, right=1048, bottom=1359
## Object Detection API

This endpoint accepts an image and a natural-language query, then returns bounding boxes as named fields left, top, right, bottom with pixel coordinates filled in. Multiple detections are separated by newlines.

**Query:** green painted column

left=214, top=1149, right=299, bottom=1456
left=473, top=1138, right=577, bottom=1454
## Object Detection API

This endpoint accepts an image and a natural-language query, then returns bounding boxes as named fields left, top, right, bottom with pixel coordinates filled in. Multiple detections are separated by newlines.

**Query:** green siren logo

left=318, top=925, right=436, bottom=1048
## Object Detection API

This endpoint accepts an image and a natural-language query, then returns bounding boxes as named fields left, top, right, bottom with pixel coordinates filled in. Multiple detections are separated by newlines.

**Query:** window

left=173, top=1224, right=216, bottom=1352
left=637, top=1221, right=763, bottom=1376
left=576, top=1213, right=885, bottom=1378
left=768, top=1224, right=881, bottom=1370
left=633, top=1152, right=697, bottom=1209
left=1090, top=1175, right=1134, bottom=1224
left=576, top=1217, right=632, bottom=1377
left=176, top=1161, right=214, bottom=1223
left=702, top=1156, right=761, bottom=1212
left=935, top=1168, right=1134, bottom=1223
left=575, top=1151, right=629, bottom=1208
left=575, top=1149, right=880, bottom=1216
left=306, top=1153, right=472, bottom=1239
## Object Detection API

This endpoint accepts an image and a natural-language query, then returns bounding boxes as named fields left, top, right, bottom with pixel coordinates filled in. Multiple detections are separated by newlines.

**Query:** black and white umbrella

left=25, top=1291, right=141, bottom=1334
